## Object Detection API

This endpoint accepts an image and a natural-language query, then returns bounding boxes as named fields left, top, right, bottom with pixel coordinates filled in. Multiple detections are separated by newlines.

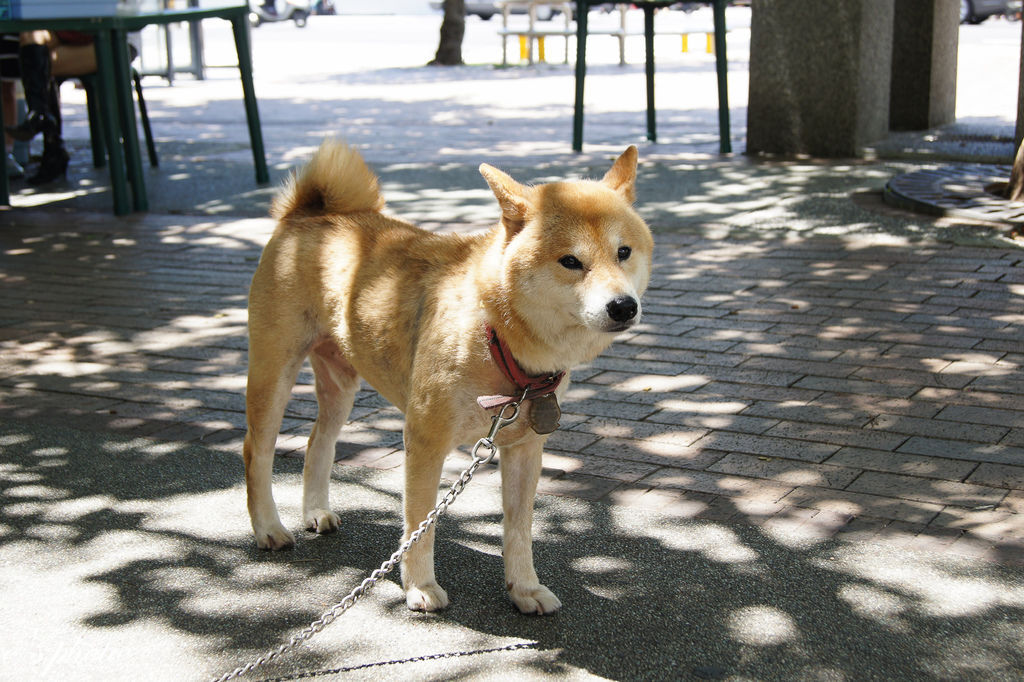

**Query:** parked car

left=429, top=1, right=561, bottom=21
left=960, top=0, right=1009, bottom=23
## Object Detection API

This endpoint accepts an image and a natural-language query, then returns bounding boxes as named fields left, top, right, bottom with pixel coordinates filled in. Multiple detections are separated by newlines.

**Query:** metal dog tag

left=530, top=394, right=561, bottom=434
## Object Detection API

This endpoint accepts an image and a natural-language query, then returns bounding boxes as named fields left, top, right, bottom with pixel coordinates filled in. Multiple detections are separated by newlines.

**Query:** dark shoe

left=27, top=146, right=69, bottom=186
left=6, top=153, right=24, bottom=179
left=5, top=110, right=58, bottom=142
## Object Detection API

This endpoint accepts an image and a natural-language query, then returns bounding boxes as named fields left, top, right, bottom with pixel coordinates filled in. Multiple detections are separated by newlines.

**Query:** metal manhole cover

left=884, top=163, right=1024, bottom=223
left=931, top=134, right=1013, bottom=144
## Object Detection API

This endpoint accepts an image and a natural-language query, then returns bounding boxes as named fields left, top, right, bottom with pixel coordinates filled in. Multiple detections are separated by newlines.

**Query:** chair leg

left=81, top=78, right=108, bottom=168
left=70, top=70, right=157, bottom=171
left=132, top=69, right=157, bottom=168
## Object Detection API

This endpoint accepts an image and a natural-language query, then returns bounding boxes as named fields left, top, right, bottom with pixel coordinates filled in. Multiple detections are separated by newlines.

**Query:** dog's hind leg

left=244, top=348, right=305, bottom=551
left=501, top=438, right=561, bottom=615
left=303, top=339, right=359, bottom=535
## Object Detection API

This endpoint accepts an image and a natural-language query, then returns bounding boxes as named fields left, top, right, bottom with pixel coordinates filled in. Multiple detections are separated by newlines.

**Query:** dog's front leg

left=400, top=424, right=450, bottom=612
left=500, top=438, right=561, bottom=615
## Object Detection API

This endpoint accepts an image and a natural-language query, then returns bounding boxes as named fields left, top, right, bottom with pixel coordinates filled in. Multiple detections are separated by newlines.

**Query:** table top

left=0, top=4, right=246, bottom=33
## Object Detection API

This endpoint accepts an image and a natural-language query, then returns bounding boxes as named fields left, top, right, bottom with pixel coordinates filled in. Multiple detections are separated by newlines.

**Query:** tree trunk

left=1007, top=140, right=1024, bottom=202
left=429, top=0, right=466, bottom=66
left=1009, top=16, right=1024, bottom=201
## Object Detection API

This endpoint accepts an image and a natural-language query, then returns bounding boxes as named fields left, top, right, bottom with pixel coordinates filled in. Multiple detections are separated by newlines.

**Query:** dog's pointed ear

left=480, top=163, right=531, bottom=235
left=601, top=146, right=638, bottom=203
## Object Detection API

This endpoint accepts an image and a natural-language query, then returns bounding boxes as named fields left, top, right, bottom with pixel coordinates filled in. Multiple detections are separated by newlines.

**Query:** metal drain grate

left=928, top=134, right=1014, bottom=144
left=884, top=163, right=1024, bottom=223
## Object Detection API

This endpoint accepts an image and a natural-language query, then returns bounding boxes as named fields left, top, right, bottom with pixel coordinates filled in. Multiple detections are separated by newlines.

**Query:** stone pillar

left=889, top=0, right=959, bottom=131
left=746, top=0, right=894, bottom=157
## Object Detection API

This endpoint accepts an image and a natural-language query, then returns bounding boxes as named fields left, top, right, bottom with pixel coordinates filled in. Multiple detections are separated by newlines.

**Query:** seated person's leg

left=1, top=33, right=24, bottom=177
left=6, top=30, right=58, bottom=142
left=7, top=31, right=71, bottom=184
left=51, top=43, right=97, bottom=79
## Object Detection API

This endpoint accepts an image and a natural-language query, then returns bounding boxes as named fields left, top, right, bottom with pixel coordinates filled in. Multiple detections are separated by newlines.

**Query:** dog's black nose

left=606, top=296, right=638, bottom=323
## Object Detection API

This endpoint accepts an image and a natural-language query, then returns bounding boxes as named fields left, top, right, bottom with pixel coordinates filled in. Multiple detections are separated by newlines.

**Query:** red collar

left=477, top=325, right=565, bottom=410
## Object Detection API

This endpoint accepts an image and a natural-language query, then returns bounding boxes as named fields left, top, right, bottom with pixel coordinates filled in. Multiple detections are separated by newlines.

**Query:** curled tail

left=271, top=139, right=385, bottom=221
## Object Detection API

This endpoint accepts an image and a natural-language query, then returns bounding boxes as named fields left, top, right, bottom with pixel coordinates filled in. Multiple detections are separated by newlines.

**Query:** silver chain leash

left=214, top=399, right=524, bottom=682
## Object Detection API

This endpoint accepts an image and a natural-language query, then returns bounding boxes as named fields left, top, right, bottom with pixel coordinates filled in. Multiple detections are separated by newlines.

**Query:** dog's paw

left=304, top=509, right=341, bottom=534
left=508, top=583, right=561, bottom=615
left=254, top=524, right=296, bottom=551
left=405, top=582, right=449, bottom=612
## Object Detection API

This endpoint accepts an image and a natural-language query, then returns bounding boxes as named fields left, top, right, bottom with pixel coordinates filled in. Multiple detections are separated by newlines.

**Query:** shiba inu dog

left=244, top=140, right=653, bottom=614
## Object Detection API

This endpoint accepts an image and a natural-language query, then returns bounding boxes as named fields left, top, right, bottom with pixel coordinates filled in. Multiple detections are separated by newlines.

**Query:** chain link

left=213, top=400, right=522, bottom=682
left=255, top=642, right=538, bottom=681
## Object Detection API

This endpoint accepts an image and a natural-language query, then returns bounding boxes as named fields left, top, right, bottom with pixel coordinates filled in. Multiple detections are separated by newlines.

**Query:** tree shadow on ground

left=0, top=420, right=1021, bottom=679
left=7, top=57, right=750, bottom=217
left=2, top=128, right=1024, bottom=676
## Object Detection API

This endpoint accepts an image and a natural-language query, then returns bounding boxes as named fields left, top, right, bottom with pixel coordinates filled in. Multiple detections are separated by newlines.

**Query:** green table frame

left=0, top=4, right=268, bottom=215
left=572, top=0, right=731, bottom=154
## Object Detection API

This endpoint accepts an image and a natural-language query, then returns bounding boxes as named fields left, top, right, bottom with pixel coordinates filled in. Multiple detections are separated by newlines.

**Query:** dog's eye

left=559, top=255, right=583, bottom=270
left=617, top=246, right=632, bottom=261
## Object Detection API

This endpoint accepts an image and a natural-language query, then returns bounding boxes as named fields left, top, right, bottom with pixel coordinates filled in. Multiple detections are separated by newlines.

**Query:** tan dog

left=244, top=140, right=653, bottom=614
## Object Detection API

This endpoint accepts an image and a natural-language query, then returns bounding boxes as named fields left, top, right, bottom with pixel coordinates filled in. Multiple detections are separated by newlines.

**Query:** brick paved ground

left=1, top=207, right=1021, bottom=566
left=3, top=14, right=1024, bottom=681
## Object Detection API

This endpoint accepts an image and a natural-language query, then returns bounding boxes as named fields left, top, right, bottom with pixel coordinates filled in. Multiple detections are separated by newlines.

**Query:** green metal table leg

left=188, top=21, right=205, bottom=80
left=231, top=12, right=269, bottom=184
left=0, top=81, right=9, bottom=207
left=572, top=0, right=589, bottom=152
left=82, top=77, right=108, bottom=168
left=93, top=30, right=132, bottom=216
left=644, top=6, right=656, bottom=142
left=188, top=0, right=206, bottom=80
left=112, top=27, right=147, bottom=211
left=712, top=0, right=731, bottom=154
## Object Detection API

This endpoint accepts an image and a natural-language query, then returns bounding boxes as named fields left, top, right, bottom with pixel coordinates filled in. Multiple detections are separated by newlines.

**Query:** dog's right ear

left=480, top=164, right=532, bottom=236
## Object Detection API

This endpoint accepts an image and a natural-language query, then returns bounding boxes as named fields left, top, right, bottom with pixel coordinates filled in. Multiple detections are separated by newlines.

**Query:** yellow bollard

left=681, top=34, right=688, bottom=53
left=538, top=36, right=546, bottom=62
left=519, top=35, right=528, bottom=61
left=706, top=32, right=714, bottom=54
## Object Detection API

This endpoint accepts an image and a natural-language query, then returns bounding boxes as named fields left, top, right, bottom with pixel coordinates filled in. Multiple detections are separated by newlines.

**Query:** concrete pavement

left=1, top=9, right=1022, bottom=681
